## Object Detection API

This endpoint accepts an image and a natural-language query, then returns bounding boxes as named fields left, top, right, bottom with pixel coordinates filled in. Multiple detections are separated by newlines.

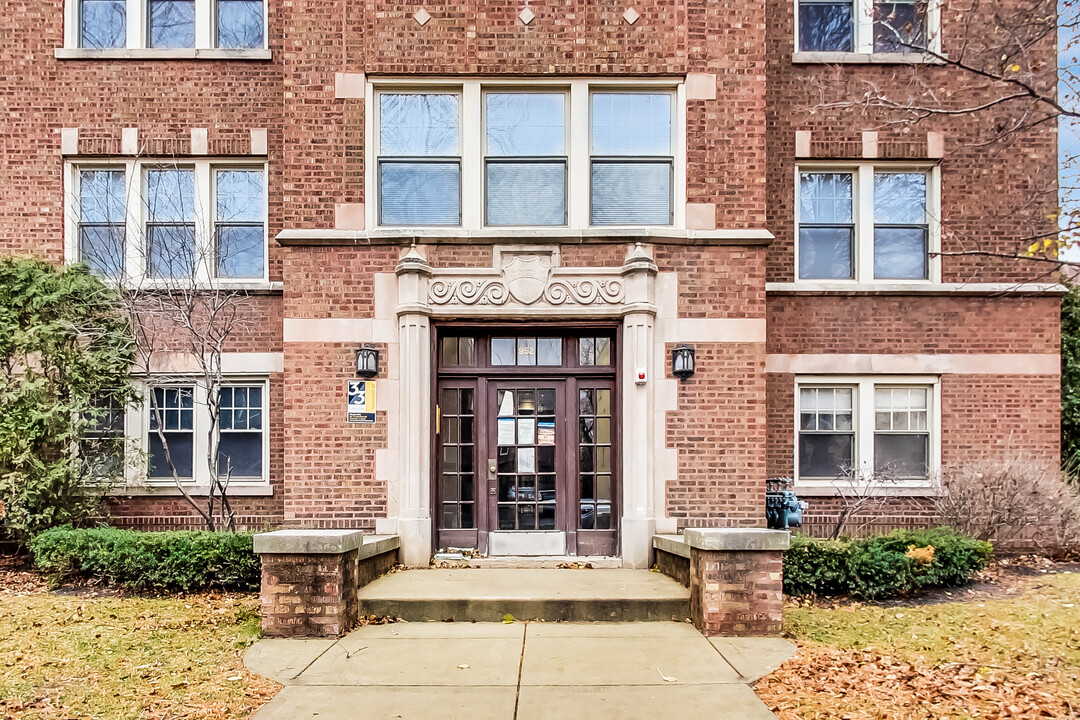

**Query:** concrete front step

left=357, top=568, right=690, bottom=623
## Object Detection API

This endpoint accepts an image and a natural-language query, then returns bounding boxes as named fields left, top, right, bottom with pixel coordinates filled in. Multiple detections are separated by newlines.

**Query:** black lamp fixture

left=672, top=344, right=696, bottom=381
left=355, top=345, right=379, bottom=379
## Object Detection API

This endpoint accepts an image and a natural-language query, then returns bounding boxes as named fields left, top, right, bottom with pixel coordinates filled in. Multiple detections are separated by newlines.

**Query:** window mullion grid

left=855, top=0, right=874, bottom=52
left=461, top=81, right=482, bottom=230
left=125, top=160, right=142, bottom=285
left=195, top=161, right=213, bottom=283
left=855, top=164, right=875, bottom=283
left=126, top=0, right=143, bottom=48
left=855, top=380, right=874, bottom=481
left=568, top=81, right=590, bottom=228
left=195, top=0, right=212, bottom=48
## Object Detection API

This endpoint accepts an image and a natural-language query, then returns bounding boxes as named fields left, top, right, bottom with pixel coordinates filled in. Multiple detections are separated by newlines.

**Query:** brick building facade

left=0, top=0, right=1060, bottom=565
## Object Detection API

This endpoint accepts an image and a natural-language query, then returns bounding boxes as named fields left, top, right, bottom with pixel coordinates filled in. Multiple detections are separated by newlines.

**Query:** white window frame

left=64, top=158, right=270, bottom=288
left=61, top=0, right=269, bottom=54
left=793, top=162, right=941, bottom=287
left=364, top=77, right=687, bottom=232
left=793, top=376, right=941, bottom=490
left=792, top=0, right=942, bottom=60
left=130, top=377, right=271, bottom=489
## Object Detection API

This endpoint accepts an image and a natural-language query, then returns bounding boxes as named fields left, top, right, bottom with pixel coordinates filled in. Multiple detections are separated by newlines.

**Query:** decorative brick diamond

left=519, top=7, right=535, bottom=25
left=413, top=8, right=431, bottom=25
left=623, top=7, right=640, bottom=24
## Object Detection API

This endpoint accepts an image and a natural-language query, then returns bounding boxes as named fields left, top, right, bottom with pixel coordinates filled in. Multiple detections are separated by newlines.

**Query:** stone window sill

left=791, top=51, right=944, bottom=65
left=765, top=281, right=1067, bottom=296
left=276, top=227, right=776, bottom=247
left=55, top=48, right=272, bottom=61
left=793, top=483, right=942, bottom=497
left=117, top=483, right=274, bottom=497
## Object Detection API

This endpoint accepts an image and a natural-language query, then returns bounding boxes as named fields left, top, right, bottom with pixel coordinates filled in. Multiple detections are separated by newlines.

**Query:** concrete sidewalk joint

left=246, top=622, right=795, bottom=719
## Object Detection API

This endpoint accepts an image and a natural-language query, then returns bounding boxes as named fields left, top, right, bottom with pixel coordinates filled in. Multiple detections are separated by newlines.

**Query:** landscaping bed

left=758, top=562, right=1080, bottom=720
left=0, top=558, right=278, bottom=719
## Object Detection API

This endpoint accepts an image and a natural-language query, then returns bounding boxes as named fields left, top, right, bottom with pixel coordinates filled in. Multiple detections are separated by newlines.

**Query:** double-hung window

left=873, top=0, right=927, bottom=51
left=377, top=92, right=461, bottom=226
left=873, top=171, right=928, bottom=280
left=590, top=92, right=674, bottom=225
left=797, top=0, right=855, bottom=52
left=148, top=386, right=195, bottom=480
left=216, top=0, right=264, bottom=48
left=796, top=0, right=931, bottom=54
left=83, top=395, right=127, bottom=480
left=147, top=0, right=195, bottom=48
left=77, top=168, right=127, bottom=277
left=798, top=172, right=855, bottom=280
left=146, top=167, right=197, bottom=279
left=373, top=82, right=681, bottom=231
left=80, top=0, right=126, bottom=48
left=146, top=381, right=269, bottom=486
left=217, top=385, right=264, bottom=479
left=796, top=379, right=935, bottom=484
left=796, top=164, right=934, bottom=283
left=69, top=160, right=267, bottom=284
left=214, top=168, right=266, bottom=278
left=484, top=92, right=567, bottom=226
left=73, top=0, right=266, bottom=50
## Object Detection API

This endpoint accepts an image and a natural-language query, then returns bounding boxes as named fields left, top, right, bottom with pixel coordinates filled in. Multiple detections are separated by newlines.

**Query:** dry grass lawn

left=0, top=572, right=279, bottom=719
left=758, top=570, right=1080, bottom=720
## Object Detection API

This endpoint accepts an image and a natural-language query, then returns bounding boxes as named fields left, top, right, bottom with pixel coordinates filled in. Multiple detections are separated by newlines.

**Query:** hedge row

left=783, top=527, right=993, bottom=600
left=30, top=526, right=260, bottom=591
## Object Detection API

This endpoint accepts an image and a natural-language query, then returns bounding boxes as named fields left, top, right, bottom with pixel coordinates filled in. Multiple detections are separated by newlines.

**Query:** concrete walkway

left=246, top=621, right=794, bottom=719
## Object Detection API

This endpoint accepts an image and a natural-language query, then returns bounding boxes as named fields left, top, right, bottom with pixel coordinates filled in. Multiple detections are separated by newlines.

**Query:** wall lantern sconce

left=355, top=345, right=380, bottom=379
left=672, top=344, right=696, bottom=381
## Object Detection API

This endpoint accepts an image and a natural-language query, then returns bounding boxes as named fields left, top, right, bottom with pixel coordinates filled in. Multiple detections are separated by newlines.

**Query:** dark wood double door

left=435, top=328, right=618, bottom=557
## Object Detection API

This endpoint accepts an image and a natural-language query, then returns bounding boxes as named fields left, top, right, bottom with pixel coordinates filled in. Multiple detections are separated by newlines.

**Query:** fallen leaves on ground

left=0, top=589, right=280, bottom=719
left=757, top=570, right=1080, bottom=720
left=556, top=562, right=594, bottom=570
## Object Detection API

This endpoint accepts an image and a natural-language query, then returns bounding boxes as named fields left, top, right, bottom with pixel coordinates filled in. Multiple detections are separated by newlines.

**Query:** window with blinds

left=589, top=92, right=674, bottom=226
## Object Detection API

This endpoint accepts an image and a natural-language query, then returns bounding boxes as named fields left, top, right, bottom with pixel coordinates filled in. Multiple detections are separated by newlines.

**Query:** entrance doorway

left=434, top=327, right=618, bottom=556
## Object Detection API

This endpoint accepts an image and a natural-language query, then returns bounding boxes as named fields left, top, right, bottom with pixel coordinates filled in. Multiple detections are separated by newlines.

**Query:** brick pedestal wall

left=689, top=548, right=784, bottom=636
left=260, top=549, right=359, bottom=637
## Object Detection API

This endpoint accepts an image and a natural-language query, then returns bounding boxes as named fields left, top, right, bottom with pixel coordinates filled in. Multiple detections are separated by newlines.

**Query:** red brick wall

left=667, top=342, right=767, bottom=528
left=766, top=371, right=1061, bottom=535
left=764, top=0, right=1057, bottom=284
left=655, top=245, right=767, bottom=318
left=767, top=295, right=1061, bottom=355
left=282, top=342, right=387, bottom=529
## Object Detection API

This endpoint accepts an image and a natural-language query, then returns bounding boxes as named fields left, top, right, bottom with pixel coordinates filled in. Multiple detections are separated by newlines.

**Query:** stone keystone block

left=254, top=529, right=365, bottom=555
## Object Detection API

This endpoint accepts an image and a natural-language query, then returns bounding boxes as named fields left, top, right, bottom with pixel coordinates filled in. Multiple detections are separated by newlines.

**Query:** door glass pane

left=438, top=387, right=476, bottom=529
left=496, top=385, right=558, bottom=531
left=579, top=386, right=613, bottom=530
left=537, top=338, right=562, bottom=366
left=492, top=338, right=516, bottom=366
left=517, top=338, right=537, bottom=366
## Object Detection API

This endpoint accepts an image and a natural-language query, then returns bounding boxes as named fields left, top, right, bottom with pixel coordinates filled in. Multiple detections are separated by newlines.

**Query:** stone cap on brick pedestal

left=253, top=529, right=365, bottom=555
left=683, top=528, right=791, bottom=552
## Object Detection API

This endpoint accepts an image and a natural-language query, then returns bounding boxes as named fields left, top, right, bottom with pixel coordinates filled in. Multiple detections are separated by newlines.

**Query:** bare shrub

left=935, top=455, right=1080, bottom=550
